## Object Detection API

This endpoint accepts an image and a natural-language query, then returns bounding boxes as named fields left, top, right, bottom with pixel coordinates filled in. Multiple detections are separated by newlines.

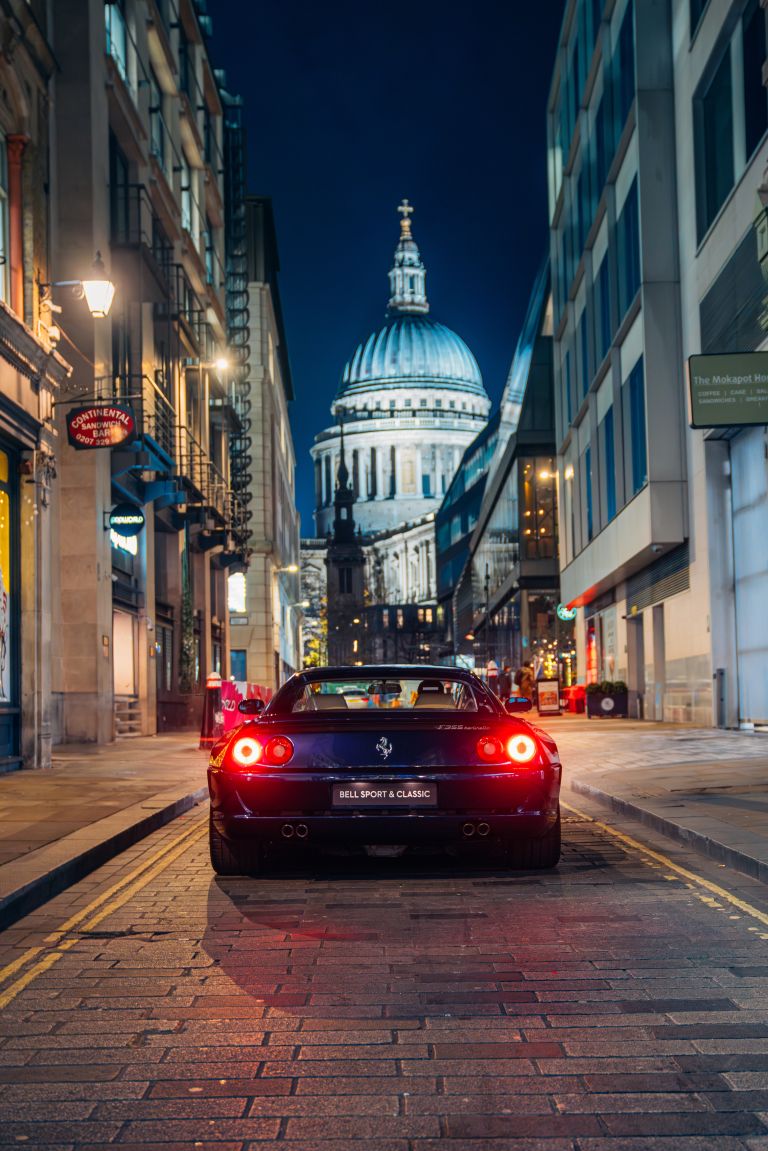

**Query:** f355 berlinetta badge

left=376, top=736, right=393, bottom=760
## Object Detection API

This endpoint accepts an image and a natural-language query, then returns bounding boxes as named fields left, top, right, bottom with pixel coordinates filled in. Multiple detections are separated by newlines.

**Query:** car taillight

left=231, top=736, right=263, bottom=768
left=476, top=736, right=505, bottom=762
left=506, top=733, right=537, bottom=763
left=264, top=736, right=294, bottom=766
left=476, top=733, right=540, bottom=765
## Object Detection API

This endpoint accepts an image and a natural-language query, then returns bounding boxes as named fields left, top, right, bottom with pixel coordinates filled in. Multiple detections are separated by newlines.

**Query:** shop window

left=617, top=178, right=640, bottom=318
left=157, top=623, right=173, bottom=693
left=694, top=48, right=733, bottom=240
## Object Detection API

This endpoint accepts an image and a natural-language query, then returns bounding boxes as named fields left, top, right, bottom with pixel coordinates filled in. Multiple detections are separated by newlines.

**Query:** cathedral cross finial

left=398, top=198, right=414, bottom=238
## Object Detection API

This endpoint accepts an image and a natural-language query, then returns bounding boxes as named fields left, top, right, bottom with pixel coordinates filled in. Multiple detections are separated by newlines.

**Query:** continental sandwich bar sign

left=66, top=404, right=136, bottom=450
left=688, top=352, right=768, bottom=428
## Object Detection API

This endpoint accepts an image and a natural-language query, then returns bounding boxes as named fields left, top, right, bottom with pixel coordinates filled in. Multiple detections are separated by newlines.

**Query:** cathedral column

left=415, top=447, right=423, bottom=497
left=435, top=448, right=443, bottom=498
left=375, top=449, right=384, bottom=499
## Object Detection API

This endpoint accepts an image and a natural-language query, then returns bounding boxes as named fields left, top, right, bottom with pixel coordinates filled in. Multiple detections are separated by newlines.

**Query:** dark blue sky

left=206, top=1, right=566, bottom=532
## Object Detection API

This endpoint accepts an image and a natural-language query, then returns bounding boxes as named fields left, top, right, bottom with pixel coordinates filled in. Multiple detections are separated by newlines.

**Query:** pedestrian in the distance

left=498, top=663, right=512, bottom=700
left=518, top=662, right=535, bottom=702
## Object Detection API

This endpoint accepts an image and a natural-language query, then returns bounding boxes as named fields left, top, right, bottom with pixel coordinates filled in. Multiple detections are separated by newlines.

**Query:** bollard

left=199, top=671, right=224, bottom=750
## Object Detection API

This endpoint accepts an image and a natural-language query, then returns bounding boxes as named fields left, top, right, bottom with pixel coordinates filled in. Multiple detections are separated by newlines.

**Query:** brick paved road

left=0, top=802, right=767, bottom=1149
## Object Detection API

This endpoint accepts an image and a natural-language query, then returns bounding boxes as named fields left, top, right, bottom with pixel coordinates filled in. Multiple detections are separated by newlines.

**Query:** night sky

left=205, top=1, right=566, bottom=532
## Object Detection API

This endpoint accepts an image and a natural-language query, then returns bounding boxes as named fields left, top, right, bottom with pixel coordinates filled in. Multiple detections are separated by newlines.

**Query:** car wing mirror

left=505, top=696, right=532, bottom=713
left=238, top=698, right=265, bottom=715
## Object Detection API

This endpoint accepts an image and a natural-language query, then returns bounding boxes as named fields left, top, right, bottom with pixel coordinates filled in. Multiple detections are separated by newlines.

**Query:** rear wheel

left=209, top=817, right=262, bottom=876
left=505, top=810, right=561, bottom=870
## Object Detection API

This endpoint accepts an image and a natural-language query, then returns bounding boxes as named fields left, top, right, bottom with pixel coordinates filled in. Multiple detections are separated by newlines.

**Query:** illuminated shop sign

left=108, top=503, right=145, bottom=537
left=556, top=603, right=577, bottom=621
left=66, top=404, right=136, bottom=450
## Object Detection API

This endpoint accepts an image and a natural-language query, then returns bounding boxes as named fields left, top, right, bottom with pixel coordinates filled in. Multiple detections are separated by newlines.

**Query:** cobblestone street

left=0, top=778, right=767, bottom=1150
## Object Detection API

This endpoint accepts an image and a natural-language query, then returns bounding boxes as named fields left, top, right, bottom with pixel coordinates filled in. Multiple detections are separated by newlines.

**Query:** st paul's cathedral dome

left=312, top=201, right=491, bottom=538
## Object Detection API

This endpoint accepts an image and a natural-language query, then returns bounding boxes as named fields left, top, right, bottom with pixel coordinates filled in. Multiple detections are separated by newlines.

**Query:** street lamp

left=40, top=251, right=116, bottom=320
left=276, top=564, right=299, bottom=573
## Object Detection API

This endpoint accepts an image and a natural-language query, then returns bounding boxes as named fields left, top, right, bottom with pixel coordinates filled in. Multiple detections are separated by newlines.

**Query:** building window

left=396, top=608, right=404, bottom=628
left=435, top=399, right=442, bottom=408
left=420, top=398, right=427, bottom=407
left=389, top=399, right=396, bottom=409
left=600, top=407, right=616, bottom=522
left=230, top=649, right=246, bottom=681
left=339, top=567, right=352, bottom=593
left=694, top=49, right=733, bottom=240
left=404, top=398, right=412, bottom=407
left=613, top=1, right=635, bottom=145
left=743, top=0, right=768, bottom=161
left=422, top=474, right=432, bottom=497
left=595, top=255, right=611, bottom=364
left=690, top=0, right=708, bottom=38
left=585, top=445, right=594, bottom=541
left=617, top=177, right=640, bottom=318
left=623, top=356, right=647, bottom=496
left=105, top=0, right=128, bottom=83
left=564, top=350, right=573, bottom=426
left=180, top=154, right=192, bottom=234
left=227, top=572, right=246, bottom=613
left=578, top=310, right=590, bottom=399
left=149, top=70, right=165, bottom=169
left=157, top=623, right=173, bottom=693
left=382, top=608, right=389, bottom=628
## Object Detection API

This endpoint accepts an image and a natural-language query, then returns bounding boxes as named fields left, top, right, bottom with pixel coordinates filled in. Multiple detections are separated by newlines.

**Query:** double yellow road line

left=0, top=816, right=207, bottom=1010
left=562, top=800, right=768, bottom=931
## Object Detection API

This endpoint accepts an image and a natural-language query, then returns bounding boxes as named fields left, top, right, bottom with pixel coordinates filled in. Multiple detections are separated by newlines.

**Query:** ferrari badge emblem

left=376, top=736, right=393, bottom=760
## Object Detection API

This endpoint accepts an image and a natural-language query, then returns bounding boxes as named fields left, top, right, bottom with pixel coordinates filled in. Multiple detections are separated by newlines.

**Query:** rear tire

left=209, top=817, right=261, bottom=876
left=505, top=810, right=561, bottom=870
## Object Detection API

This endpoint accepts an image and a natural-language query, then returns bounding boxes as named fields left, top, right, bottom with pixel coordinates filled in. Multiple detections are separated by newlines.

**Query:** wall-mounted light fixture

left=40, top=251, right=116, bottom=321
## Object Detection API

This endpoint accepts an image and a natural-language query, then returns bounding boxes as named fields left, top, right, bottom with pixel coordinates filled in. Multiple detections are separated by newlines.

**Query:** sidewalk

left=542, top=714, right=768, bottom=883
left=0, top=733, right=208, bottom=928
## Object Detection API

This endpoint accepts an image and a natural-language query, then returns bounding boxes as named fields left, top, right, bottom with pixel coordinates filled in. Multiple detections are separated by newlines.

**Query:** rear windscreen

left=277, top=677, right=482, bottom=714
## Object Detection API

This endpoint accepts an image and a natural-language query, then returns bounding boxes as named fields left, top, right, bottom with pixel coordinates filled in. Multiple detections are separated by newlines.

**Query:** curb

left=0, top=785, right=209, bottom=931
left=570, top=778, right=768, bottom=885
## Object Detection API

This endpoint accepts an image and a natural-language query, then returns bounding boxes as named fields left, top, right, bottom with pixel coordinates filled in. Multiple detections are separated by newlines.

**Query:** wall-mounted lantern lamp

left=40, top=251, right=116, bottom=320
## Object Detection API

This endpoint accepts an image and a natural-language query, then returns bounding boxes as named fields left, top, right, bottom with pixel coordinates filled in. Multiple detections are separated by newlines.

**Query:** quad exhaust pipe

left=462, top=821, right=491, bottom=838
left=281, top=823, right=309, bottom=840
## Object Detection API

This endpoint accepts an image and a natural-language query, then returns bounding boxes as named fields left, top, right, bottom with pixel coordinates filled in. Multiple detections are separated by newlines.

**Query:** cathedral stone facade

left=303, top=203, right=490, bottom=663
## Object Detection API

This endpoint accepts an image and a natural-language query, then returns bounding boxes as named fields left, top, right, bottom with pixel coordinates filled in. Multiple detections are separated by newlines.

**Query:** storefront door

left=113, top=609, right=136, bottom=696
left=0, top=446, right=19, bottom=766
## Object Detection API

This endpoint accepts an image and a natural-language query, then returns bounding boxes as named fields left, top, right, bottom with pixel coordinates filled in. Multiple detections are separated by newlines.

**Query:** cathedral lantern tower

left=311, top=201, right=491, bottom=538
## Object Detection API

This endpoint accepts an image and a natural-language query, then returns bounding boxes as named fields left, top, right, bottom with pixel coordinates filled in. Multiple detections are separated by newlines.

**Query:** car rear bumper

left=209, top=767, right=560, bottom=846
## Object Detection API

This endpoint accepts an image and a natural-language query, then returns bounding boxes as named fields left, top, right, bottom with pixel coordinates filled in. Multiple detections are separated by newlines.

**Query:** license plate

left=332, top=781, right=438, bottom=807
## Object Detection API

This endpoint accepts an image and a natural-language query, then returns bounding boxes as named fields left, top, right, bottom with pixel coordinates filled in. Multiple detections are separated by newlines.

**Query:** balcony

left=111, top=184, right=173, bottom=301
left=96, top=373, right=177, bottom=468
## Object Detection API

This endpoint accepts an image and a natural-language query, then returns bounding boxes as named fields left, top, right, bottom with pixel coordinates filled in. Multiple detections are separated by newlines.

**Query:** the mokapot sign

left=688, top=352, right=768, bottom=427
left=66, top=404, right=136, bottom=450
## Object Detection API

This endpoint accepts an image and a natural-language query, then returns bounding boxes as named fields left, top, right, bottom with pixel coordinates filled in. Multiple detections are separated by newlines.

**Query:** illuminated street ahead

left=1, top=789, right=767, bottom=1148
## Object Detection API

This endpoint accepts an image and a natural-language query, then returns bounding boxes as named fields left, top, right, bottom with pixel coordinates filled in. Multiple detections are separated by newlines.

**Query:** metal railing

left=95, top=374, right=177, bottom=462
left=111, top=184, right=173, bottom=294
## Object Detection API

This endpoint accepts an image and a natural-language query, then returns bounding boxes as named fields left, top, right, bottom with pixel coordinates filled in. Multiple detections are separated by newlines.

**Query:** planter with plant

left=586, top=680, right=629, bottom=718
